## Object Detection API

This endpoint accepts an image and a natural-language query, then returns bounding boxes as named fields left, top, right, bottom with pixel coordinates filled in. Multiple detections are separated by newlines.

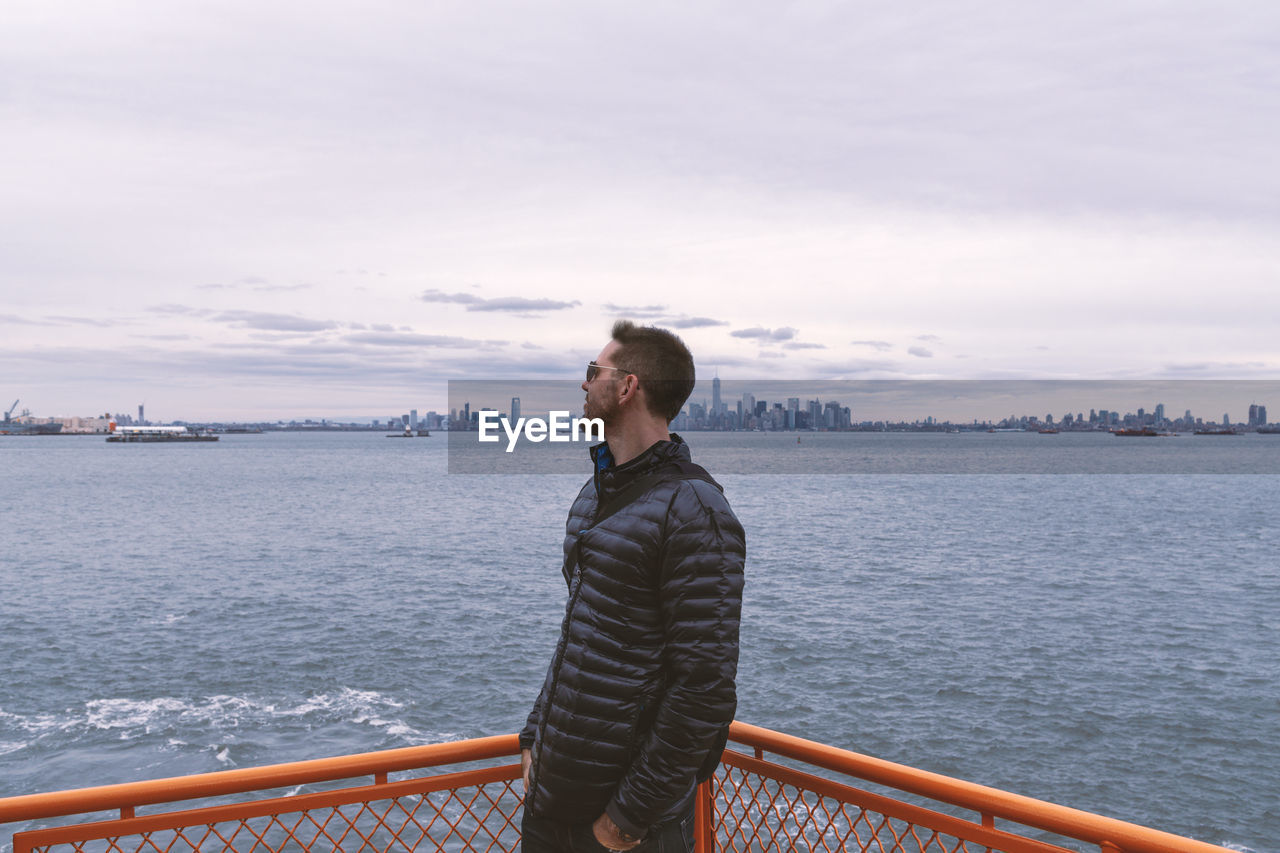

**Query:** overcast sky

left=3, top=2, right=1277, bottom=421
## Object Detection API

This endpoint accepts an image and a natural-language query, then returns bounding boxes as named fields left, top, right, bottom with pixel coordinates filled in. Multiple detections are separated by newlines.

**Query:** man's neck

left=605, top=419, right=671, bottom=467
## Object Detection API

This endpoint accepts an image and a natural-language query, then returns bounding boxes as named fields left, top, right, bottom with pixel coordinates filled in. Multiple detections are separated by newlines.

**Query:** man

left=519, top=321, right=746, bottom=852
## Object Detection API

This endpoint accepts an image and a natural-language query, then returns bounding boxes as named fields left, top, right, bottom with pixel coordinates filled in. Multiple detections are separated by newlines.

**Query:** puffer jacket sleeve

left=519, top=680, right=546, bottom=750
left=604, top=481, right=746, bottom=838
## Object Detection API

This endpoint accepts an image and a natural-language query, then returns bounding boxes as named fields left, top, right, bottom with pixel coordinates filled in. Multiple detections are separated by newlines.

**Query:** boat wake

left=0, top=688, right=454, bottom=768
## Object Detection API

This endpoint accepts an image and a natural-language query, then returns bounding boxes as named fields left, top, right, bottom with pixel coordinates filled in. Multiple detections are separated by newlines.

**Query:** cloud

left=0, top=314, right=52, bottom=325
left=46, top=315, right=129, bottom=327
left=598, top=311, right=728, bottom=329
left=346, top=331, right=502, bottom=348
left=212, top=310, right=340, bottom=332
left=522, top=342, right=544, bottom=349
left=247, top=331, right=322, bottom=342
left=851, top=340, right=893, bottom=351
left=917, top=334, right=941, bottom=342
left=604, top=303, right=668, bottom=318
left=148, top=304, right=214, bottom=317
left=421, top=289, right=580, bottom=313
left=758, top=351, right=786, bottom=359
left=783, top=342, right=827, bottom=350
left=254, top=283, right=313, bottom=292
left=731, top=326, right=798, bottom=342
left=198, top=279, right=309, bottom=293
left=817, top=359, right=902, bottom=375
left=421, top=289, right=483, bottom=305
left=908, top=346, right=934, bottom=358
left=468, top=297, right=581, bottom=313
left=666, top=316, right=729, bottom=329
left=1157, top=361, right=1272, bottom=377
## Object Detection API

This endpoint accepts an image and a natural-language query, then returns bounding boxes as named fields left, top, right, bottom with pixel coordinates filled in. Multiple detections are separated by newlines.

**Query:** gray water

left=1, top=432, right=1276, bottom=851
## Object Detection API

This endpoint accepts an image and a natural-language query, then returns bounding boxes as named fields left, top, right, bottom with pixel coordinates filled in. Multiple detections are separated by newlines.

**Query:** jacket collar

left=590, top=433, right=689, bottom=502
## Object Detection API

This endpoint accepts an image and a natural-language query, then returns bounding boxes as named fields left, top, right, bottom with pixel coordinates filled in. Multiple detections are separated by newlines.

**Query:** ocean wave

left=0, top=741, right=27, bottom=757
left=0, top=688, right=429, bottom=754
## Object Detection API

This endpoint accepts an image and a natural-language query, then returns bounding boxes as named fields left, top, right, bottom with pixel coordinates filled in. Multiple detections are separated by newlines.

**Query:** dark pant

left=520, top=805, right=694, bottom=853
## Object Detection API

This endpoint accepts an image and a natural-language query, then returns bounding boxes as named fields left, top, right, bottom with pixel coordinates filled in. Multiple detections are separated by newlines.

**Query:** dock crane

left=4, top=399, right=17, bottom=424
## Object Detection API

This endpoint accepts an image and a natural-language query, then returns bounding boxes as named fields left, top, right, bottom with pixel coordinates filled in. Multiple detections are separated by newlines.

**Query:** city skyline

left=15, top=380, right=1278, bottom=430
left=442, top=379, right=1279, bottom=429
left=4, top=4, right=1278, bottom=419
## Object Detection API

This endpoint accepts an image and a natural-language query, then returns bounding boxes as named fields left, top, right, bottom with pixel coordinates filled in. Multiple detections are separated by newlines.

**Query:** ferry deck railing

left=0, top=721, right=1230, bottom=853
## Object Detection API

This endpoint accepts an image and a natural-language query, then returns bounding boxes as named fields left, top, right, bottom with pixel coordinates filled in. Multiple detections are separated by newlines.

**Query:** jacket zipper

left=526, top=536, right=586, bottom=814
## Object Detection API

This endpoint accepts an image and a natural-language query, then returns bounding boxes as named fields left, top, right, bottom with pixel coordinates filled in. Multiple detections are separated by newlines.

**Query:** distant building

left=511, top=397, right=520, bottom=424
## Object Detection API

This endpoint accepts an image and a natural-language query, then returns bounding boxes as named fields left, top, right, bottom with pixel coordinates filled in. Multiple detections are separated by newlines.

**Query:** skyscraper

left=1248, top=404, right=1259, bottom=426
left=712, top=376, right=722, bottom=419
left=138, top=404, right=145, bottom=425
left=511, top=397, right=521, bottom=424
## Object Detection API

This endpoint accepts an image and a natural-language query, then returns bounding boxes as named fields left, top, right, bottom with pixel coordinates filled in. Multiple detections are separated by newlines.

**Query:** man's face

left=582, top=340, right=626, bottom=424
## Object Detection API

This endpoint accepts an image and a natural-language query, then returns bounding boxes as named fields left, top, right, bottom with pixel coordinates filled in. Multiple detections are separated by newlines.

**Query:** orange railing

left=0, top=722, right=1229, bottom=853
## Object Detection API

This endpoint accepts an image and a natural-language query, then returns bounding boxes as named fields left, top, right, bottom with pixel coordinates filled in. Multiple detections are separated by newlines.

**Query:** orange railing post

left=694, top=778, right=713, bottom=852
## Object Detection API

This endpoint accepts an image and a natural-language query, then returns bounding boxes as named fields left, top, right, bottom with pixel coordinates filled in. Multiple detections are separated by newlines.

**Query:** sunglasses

left=586, top=362, right=632, bottom=382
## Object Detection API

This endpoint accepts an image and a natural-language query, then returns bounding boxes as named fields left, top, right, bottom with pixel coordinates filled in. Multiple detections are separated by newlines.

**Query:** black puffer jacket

left=520, top=435, right=746, bottom=838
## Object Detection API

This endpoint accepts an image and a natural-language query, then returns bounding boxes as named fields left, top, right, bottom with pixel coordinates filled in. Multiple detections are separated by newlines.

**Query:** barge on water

left=1, top=399, right=63, bottom=435
left=106, top=424, right=218, bottom=443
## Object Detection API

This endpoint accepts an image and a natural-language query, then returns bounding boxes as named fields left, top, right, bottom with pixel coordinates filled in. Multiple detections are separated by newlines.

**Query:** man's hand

left=521, top=749, right=533, bottom=795
left=592, top=813, right=642, bottom=851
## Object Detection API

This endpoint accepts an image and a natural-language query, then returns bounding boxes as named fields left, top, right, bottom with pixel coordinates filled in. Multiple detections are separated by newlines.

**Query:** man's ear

left=618, top=374, right=641, bottom=406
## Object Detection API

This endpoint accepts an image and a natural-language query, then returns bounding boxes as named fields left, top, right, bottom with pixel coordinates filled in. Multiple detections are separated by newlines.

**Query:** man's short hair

left=610, top=319, right=696, bottom=423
